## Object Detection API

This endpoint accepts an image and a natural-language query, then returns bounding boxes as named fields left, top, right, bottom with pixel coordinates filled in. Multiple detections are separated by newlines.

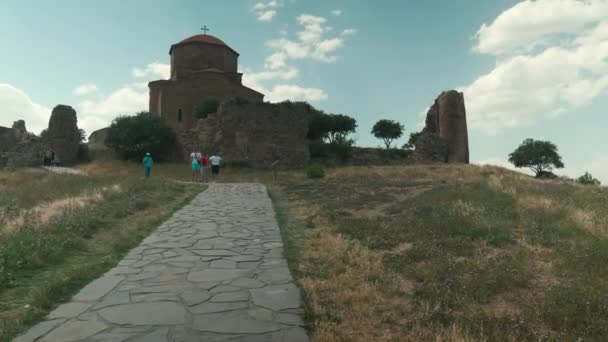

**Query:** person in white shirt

left=209, top=153, right=222, bottom=176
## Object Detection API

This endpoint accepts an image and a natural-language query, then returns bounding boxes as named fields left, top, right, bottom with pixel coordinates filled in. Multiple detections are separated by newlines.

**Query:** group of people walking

left=141, top=151, right=222, bottom=181
left=189, top=151, right=222, bottom=182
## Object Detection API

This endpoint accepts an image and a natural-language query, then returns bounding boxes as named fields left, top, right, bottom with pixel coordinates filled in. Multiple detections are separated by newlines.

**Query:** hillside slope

left=272, top=164, right=608, bottom=341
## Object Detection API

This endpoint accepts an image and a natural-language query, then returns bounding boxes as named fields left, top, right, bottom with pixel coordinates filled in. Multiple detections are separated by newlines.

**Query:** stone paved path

left=15, top=183, right=308, bottom=342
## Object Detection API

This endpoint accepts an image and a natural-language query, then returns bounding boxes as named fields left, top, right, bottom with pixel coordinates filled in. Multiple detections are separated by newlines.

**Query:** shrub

left=106, top=112, right=175, bottom=161
left=306, top=164, right=325, bottom=179
left=536, top=171, right=558, bottom=179
left=329, top=136, right=354, bottom=163
left=577, top=172, right=601, bottom=185
left=309, top=141, right=329, bottom=158
left=77, top=143, right=90, bottom=162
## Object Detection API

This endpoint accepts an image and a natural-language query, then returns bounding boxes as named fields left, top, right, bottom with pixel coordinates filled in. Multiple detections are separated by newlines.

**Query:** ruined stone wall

left=177, top=101, right=310, bottom=167
left=415, top=90, right=469, bottom=163
left=0, top=126, right=48, bottom=168
left=47, top=105, right=81, bottom=164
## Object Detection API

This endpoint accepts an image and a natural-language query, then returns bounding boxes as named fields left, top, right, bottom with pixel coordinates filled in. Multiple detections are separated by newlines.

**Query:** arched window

left=178, top=109, right=183, bottom=123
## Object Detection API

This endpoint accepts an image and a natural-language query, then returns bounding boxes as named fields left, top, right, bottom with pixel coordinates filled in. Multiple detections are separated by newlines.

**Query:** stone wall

left=47, top=105, right=81, bottom=164
left=150, top=74, right=263, bottom=131
left=0, top=125, right=48, bottom=168
left=177, top=101, right=310, bottom=167
left=415, top=90, right=469, bottom=163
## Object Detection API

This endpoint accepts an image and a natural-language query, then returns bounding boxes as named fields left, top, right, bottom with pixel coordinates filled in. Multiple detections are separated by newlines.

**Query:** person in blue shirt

left=142, top=152, right=153, bottom=178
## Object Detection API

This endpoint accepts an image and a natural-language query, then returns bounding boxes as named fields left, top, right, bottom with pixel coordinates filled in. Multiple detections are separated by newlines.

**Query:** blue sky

left=1, top=0, right=607, bottom=182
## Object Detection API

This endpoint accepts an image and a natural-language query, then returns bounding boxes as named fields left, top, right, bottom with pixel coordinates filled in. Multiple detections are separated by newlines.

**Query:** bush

left=329, top=137, right=354, bottom=163
left=306, top=164, right=325, bottom=179
left=77, top=143, right=90, bottom=162
left=577, top=172, right=601, bottom=185
left=536, top=171, right=558, bottom=179
left=309, top=141, right=329, bottom=158
left=106, top=112, right=175, bottom=161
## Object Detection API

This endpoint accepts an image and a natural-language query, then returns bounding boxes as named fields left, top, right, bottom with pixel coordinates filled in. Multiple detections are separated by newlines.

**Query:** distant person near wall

left=143, top=152, right=153, bottom=178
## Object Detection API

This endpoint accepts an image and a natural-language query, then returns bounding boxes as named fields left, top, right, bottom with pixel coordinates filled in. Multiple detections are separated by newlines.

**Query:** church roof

left=169, top=34, right=239, bottom=55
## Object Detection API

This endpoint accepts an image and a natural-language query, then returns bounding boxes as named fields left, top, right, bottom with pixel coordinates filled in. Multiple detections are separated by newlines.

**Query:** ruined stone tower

left=416, top=90, right=470, bottom=163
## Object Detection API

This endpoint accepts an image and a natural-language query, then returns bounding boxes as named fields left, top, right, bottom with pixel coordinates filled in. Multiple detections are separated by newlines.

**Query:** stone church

left=148, top=34, right=311, bottom=167
left=148, top=34, right=265, bottom=130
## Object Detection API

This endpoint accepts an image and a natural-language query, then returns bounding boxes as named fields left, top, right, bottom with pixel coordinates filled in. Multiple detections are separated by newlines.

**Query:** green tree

left=326, top=114, right=357, bottom=144
left=508, top=138, right=564, bottom=177
left=106, top=112, right=175, bottom=160
left=371, top=119, right=404, bottom=149
left=402, top=131, right=422, bottom=150
left=577, top=172, right=601, bottom=186
left=195, top=98, right=220, bottom=119
left=308, top=110, right=357, bottom=143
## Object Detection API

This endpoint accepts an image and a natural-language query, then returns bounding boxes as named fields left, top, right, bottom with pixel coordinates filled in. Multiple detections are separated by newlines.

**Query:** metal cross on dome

left=201, top=25, right=210, bottom=35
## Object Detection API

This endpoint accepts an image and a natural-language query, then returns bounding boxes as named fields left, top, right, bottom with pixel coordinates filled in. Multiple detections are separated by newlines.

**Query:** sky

left=1, top=0, right=607, bottom=182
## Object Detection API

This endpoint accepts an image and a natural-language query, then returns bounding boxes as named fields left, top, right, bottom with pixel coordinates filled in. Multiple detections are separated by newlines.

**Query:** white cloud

left=132, top=62, right=170, bottom=79
left=474, top=0, right=608, bottom=55
left=312, top=38, right=343, bottom=62
left=0, top=84, right=50, bottom=134
left=342, top=28, right=357, bottom=36
left=265, top=85, right=328, bottom=102
left=77, top=85, right=148, bottom=135
left=242, top=68, right=326, bottom=103
left=73, top=83, right=98, bottom=96
left=75, top=63, right=170, bottom=135
left=463, top=0, right=608, bottom=135
left=331, top=9, right=342, bottom=16
left=251, top=0, right=284, bottom=22
left=244, top=12, right=355, bottom=103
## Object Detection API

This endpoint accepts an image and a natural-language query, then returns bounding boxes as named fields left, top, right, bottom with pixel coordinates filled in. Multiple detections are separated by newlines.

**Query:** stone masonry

left=47, top=105, right=81, bottom=165
left=179, top=101, right=310, bottom=167
left=415, top=90, right=469, bottom=163
left=0, top=122, right=48, bottom=168
left=14, top=183, right=308, bottom=342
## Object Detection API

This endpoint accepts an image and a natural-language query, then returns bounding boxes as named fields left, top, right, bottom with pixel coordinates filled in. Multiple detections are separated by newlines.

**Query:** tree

left=402, top=131, right=422, bottom=150
left=326, top=114, right=357, bottom=144
left=308, top=110, right=357, bottom=143
left=195, top=98, right=220, bottom=119
left=106, top=112, right=175, bottom=160
left=577, top=172, right=601, bottom=186
left=371, top=119, right=404, bottom=149
left=508, top=138, right=564, bottom=177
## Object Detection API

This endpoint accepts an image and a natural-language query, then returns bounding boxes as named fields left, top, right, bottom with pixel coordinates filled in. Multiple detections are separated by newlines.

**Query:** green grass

left=0, top=165, right=202, bottom=341
left=271, top=164, right=608, bottom=341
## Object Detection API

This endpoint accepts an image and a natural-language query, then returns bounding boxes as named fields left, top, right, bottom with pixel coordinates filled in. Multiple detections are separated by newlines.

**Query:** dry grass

left=0, top=162, right=201, bottom=341
left=271, top=163, right=608, bottom=341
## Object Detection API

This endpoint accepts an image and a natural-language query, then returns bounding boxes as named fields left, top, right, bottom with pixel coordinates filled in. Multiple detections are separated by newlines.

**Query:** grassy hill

left=270, top=164, right=608, bottom=341
left=1, top=162, right=606, bottom=341
left=0, top=163, right=202, bottom=341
